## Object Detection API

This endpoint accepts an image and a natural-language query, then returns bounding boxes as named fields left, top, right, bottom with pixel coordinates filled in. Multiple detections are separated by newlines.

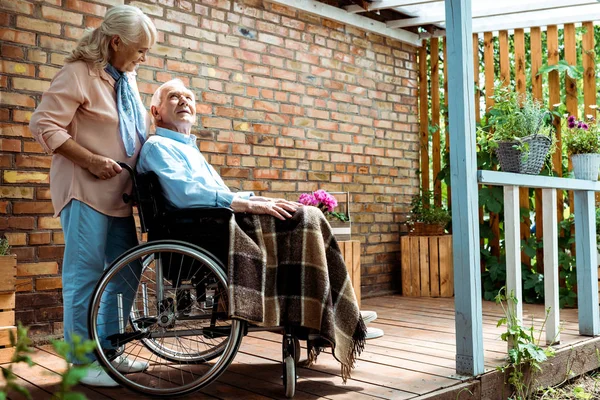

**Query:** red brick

left=0, top=139, right=21, bottom=152
left=0, top=61, right=35, bottom=76
left=38, top=245, right=65, bottom=260
left=13, top=202, right=54, bottom=214
left=8, top=216, right=34, bottom=229
left=29, top=232, right=51, bottom=245
left=65, top=0, right=106, bottom=16
left=166, top=60, right=198, bottom=74
left=2, top=0, right=34, bottom=15
left=1, top=44, right=24, bottom=60
left=42, top=6, right=83, bottom=25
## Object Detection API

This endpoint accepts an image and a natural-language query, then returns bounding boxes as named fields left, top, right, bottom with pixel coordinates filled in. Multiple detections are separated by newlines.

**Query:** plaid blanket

left=227, top=206, right=366, bottom=381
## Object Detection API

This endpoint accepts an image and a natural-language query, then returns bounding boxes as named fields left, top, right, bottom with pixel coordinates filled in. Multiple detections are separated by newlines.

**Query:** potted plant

left=298, top=190, right=351, bottom=240
left=407, top=191, right=452, bottom=236
left=485, top=84, right=555, bottom=175
left=563, top=115, right=600, bottom=180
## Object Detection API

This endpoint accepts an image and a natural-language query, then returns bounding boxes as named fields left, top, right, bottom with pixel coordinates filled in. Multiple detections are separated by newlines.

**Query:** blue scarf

left=104, top=64, right=146, bottom=157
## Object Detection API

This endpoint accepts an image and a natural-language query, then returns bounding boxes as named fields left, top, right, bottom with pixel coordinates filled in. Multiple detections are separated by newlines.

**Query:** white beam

left=387, top=1, right=599, bottom=29
left=445, top=0, right=484, bottom=376
left=265, top=0, right=422, bottom=47
left=542, top=189, right=560, bottom=345
left=369, top=0, right=439, bottom=11
left=503, top=185, right=523, bottom=327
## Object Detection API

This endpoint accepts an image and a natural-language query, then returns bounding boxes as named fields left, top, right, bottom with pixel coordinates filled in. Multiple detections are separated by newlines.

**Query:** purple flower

left=582, top=123, right=589, bottom=130
left=568, top=115, right=576, bottom=124
left=578, top=122, right=584, bottom=128
left=298, top=193, right=318, bottom=206
left=568, top=121, right=576, bottom=128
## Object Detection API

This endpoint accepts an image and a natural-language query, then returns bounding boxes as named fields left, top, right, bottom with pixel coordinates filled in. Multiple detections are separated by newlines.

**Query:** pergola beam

left=387, top=1, right=599, bottom=29
left=265, top=0, right=422, bottom=47
left=369, top=0, right=439, bottom=11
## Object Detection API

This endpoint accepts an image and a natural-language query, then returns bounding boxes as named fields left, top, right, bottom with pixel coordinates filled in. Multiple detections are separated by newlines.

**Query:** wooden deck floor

left=1, top=295, right=590, bottom=399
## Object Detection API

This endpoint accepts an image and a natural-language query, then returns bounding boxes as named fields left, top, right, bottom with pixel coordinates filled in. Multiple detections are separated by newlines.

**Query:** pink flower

left=313, top=189, right=338, bottom=212
left=298, top=193, right=318, bottom=206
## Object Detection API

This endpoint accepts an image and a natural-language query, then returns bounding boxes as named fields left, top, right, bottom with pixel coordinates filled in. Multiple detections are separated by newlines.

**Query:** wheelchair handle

left=117, top=162, right=136, bottom=205
left=117, top=161, right=135, bottom=178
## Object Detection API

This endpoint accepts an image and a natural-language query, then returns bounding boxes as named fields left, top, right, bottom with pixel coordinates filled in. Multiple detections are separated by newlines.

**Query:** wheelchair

left=87, top=163, right=303, bottom=398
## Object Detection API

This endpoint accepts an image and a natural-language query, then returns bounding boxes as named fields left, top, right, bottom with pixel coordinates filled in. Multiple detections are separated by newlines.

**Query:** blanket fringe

left=341, top=316, right=367, bottom=383
left=298, top=342, right=321, bottom=368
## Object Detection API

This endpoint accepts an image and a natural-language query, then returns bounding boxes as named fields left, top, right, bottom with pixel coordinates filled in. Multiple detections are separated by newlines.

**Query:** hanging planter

left=495, top=134, right=552, bottom=175
left=571, top=153, right=600, bottom=181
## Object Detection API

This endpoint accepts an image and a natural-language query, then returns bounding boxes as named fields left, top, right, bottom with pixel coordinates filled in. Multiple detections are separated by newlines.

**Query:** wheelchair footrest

left=134, top=317, right=158, bottom=329
left=107, top=330, right=150, bottom=347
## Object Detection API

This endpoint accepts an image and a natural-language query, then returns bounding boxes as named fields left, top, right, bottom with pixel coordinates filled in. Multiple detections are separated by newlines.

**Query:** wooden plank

left=0, top=256, right=16, bottom=293
left=483, top=31, right=500, bottom=258
left=0, top=346, right=14, bottom=364
left=574, top=190, right=600, bottom=335
left=429, top=237, right=440, bottom=297
left=443, top=37, right=451, bottom=208
left=547, top=25, right=563, bottom=223
left=504, top=185, right=523, bottom=326
left=419, top=40, right=430, bottom=194
left=0, top=293, right=15, bottom=311
left=564, top=23, right=577, bottom=215
left=419, top=237, right=430, bottom=296
left=582, top=21, right=596, bottom=120
left=530, top=27, right=544, bottom=273
left=439, top=235, right=453, bottom=297
left=542, top=189, right=560, bottom=345
left=0, top=326, right=16, bottom=347
left=444, top=0, right=484, bottom=376
left=431, top=37, right=442, bottom=207
left=401, top=236, right=411, bottom=296
left=498, top=30, right=510, bottom=86
left=0, top=311, right=15, bottom=327
left=514, top=28, right=531, bottom=268
left=410, top=237, right=420, bottom=297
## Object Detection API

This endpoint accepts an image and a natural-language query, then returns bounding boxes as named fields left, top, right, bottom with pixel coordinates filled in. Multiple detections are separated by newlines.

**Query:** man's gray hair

left=150, top=78, right=187, bottom=109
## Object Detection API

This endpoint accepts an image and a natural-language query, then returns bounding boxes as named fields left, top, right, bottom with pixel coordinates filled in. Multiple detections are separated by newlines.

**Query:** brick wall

left=0, top=0, right=419, bottom=340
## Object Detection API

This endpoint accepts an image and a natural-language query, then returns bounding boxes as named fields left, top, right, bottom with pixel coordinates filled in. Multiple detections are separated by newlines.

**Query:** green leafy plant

left=537, top=60, right=584, bottom=81
left=0, top=323, right=95, bottom=400
left=408, top=191, right=452, bottom=225
left=562, top=114, right=600, bottom=154
left=0, top=236, right=10, bottom=256
left=496, top=288, right=556, bottom=400
left=481, top=83, right=554, bottom=148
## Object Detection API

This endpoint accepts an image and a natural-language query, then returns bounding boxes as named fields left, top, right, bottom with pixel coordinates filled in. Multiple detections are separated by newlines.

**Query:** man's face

left=153, top=82, right=196, bottom=133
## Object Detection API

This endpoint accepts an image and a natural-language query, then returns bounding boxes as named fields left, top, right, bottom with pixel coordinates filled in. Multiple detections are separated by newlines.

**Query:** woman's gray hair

left=66, top=5, right=157, bottom=70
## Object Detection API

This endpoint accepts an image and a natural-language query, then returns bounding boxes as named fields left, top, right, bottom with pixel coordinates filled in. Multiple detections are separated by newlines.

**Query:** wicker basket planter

left=495, top=134, right=552, bottom=174
left=571, top=153, right=600, bottom=181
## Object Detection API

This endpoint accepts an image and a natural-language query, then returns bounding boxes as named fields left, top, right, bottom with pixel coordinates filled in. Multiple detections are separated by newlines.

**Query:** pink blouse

left=29, top=60, right=144, bottom=218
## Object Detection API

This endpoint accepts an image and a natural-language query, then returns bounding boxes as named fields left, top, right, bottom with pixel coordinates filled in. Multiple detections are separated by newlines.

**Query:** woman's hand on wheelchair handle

left=86, top=154, right=122, bottom=180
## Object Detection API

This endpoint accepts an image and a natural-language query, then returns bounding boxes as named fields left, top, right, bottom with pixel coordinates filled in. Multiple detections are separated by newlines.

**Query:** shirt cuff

left=216, top=191, right=236, bottom=208
left=43, top=130, right=72, bottom=154
left=236, top=191, right=254, bottom=200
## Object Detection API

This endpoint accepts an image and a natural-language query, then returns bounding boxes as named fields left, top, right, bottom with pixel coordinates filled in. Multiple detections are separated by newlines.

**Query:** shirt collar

left=155, top=127, right=197, bottom=146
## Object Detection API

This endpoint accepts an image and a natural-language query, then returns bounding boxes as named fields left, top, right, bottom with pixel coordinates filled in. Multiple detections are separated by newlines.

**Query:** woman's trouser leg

left=60, top=200, right=111, bottom=363
left=98, top=215, right=141, bottom=353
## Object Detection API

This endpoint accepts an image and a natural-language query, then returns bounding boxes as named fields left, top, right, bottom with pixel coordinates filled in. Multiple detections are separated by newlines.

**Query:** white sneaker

left=111, top=355, right=149, bottom=374
left=360, top=310, right=378, bottom=325
left=365, top=327, right=384, bottom=340
left=79, top=365, right=119, bottom=387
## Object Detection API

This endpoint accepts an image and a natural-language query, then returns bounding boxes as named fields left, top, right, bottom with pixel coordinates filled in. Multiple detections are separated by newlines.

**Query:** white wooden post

left=503, top=185, right=522, bottom=325
left=573, top=190, right=600, bottom=336
left=542, top=188, right=560, bottom=344
left=444, top=0, right=484, bottom=376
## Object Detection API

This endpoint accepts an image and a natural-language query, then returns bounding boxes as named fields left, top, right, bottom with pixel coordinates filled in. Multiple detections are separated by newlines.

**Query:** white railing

left=478, top=170, right=600, bottom=345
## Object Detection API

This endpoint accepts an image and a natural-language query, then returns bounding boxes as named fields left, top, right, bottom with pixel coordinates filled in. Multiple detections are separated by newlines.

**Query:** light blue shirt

left=137, top=127, right=253, bottom=209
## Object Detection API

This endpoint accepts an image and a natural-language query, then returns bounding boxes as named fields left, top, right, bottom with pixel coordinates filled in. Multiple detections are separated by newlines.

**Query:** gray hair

left=150, top=79, right=190, bottom=127
left=66, top=5, right=157, bottom=70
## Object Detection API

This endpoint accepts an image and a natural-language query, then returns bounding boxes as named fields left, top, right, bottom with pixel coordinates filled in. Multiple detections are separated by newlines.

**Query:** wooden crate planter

left=339, top=240, right=361, bottom=307
left=400, top=235, right=453, bottom=297
left=0, top=255, right=17, bottom=363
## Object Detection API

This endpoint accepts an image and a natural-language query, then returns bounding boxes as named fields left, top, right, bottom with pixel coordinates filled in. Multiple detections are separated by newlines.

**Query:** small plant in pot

left=484, top=84, right=555, bottom=174
left=408, top=191, right=452, bottom=236
left=563, top=114, right=600, bottom=181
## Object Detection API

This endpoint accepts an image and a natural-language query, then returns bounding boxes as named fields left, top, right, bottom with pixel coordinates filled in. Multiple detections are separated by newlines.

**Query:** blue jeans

left=60, top=200, right=140, bottom=363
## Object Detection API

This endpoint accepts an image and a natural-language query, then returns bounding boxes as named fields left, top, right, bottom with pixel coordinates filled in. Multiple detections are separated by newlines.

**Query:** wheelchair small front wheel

left=88, top=240, right=245, bottom=397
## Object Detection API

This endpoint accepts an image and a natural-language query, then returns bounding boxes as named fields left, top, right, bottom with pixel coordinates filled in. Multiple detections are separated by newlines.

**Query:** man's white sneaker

left=79, top=365, right=119, bottom=387
left=365, top=327, right=384, bottom=340
left=360, top=310, right=378, bottom=325
left=111, top=355, right=149, bottom=374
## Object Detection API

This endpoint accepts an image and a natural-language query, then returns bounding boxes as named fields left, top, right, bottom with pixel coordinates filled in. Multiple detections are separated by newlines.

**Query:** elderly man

left=138, top=80, right=372, bottom=380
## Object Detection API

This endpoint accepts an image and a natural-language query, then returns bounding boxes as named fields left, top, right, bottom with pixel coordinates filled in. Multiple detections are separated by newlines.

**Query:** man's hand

left=231, top=197, right=300, bottom=220
left=249, top=196, right=302, bottom=208
left=86, top=154, right=122, bottom=180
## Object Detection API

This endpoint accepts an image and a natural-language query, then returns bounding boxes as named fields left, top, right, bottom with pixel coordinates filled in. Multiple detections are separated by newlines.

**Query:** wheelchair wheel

left=282, top=334, right=297, bottom=398
left=89, top=240, right=245, bottom=397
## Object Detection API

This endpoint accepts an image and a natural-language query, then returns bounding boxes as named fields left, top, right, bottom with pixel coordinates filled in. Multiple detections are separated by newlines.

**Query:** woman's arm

left=55, top=139, right=122, bottom=179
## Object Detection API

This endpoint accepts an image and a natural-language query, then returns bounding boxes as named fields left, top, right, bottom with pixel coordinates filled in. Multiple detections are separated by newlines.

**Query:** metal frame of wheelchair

left=87, top=163, right=302, bottom=398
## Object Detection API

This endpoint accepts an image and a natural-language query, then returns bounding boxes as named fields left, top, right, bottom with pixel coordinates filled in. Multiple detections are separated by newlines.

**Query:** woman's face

left=110, top=36, right=149, bottom=72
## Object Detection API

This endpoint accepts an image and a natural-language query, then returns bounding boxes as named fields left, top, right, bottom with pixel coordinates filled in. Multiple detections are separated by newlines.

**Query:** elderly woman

left=29, top=5, right=156, bottom=387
